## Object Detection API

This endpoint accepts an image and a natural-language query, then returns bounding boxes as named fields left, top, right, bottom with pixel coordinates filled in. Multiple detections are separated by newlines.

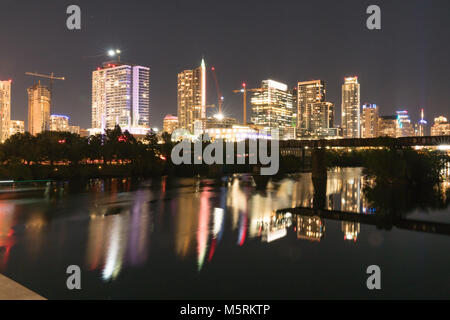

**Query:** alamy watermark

left=366, top=5, right=381, bottom=30
left=66, top=5, right=81, bottom=30
left=366, top=265, right=381, bottom=290
left=66, top=265, right=81, bottom=290
left=170, top=129, right=280, bottom=176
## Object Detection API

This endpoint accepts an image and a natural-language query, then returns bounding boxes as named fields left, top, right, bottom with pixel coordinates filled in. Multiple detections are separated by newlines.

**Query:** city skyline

left=1, top=0, right=450, bottom=130
left=2, top=60, right=449, bottom=140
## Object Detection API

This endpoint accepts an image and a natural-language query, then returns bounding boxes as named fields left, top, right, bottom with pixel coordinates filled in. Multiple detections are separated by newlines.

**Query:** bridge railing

left=279, top=135, right=450, bottom=149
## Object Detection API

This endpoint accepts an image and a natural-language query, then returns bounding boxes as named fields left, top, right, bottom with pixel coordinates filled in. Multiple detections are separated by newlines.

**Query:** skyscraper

left=28, top=82, right=51, bottom=135
left=294, top=80, right=335, bottom=138
left=294, top=80, right=325, bottom=135
left=415, top=109, right=427, bottom=136
left=91, top=61, right=150, bottom=134
left=0, top=80, right=11, bottom=142
left=177, top=59, right=206, bottom=133
left=341, top=77, right=360, bottom=138
left=395, top=110, right=414, bottom=137
left=361, top=104, right=379, bottom=138
left=250, top=79, right=293, bottom=138
left=309, top=102, right=335, bottom=135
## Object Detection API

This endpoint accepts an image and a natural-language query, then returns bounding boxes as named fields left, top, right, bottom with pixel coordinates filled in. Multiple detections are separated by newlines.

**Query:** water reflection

left=224, top=168, right=371, bottom=246
left=297, top=216, right=325, bottom=242
left=0, top=167, right=449, bottom=286
left=0, top=204, right=15, bottom=270
left=84, top=180, right=151, bottom=281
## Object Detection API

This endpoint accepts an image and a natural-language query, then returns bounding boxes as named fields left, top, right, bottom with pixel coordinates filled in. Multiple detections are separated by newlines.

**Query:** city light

left=437, top=145, right=450, bottom=151
left=108, top=49, right=121, bottom=57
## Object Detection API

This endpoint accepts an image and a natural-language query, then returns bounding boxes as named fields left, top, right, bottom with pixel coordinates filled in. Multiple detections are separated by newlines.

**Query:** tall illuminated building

left=294, top=80, right=325, bottom=135
left=177, top=59, right=206, bottom=133
left=250, top=79, right=293, bottom=138
left=0, top=80, right=11, bottom=142
left=395, top=110, right=414, bottom=137
left=415, top=109, right=427, bottom=136
left=294, top=80, right=336, bottom=138
left=341, top=77, right=360, bottom=138
left=91, top=61, right=150, bottom=134
left=361, top=104, right=379, bottom=138
left=28, top=82, right=51, bottom=135
left=309, top=102, right=335, bottom=136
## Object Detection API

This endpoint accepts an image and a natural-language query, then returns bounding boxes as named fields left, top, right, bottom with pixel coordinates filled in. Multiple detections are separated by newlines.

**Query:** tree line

left=0, top=125, right=174, bottom=180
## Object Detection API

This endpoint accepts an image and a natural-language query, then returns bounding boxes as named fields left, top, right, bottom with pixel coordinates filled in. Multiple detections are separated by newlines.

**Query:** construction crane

left=211, top=67, right=224, bottom=113
left=25, top=72, right=65, bottom=98
left=232, top=83, right=263, bottom=125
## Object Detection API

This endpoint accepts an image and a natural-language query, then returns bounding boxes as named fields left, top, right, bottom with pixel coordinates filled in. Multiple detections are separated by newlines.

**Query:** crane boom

left=25, top=72, right=65, bottom=99
left=25, top=72, right=65, bottom=81
left=233, top=84, right=263, bottom=125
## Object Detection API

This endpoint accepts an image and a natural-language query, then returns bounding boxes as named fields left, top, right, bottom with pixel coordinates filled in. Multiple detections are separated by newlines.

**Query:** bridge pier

left=311, top=148, right=327, bottom=180
left=312, top=176, right=327, bottom=209
left=252, top=164, right=270, bottom=190
left=301, top=147, right=306, bottom=170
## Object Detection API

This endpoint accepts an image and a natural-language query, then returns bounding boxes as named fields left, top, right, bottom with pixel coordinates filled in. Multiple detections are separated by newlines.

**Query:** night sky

left=1, top=0, right=450, bottom=129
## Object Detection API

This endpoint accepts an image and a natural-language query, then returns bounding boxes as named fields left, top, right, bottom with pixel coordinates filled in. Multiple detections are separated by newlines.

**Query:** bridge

left=277, top=135, right=450, bottom=180
left=279, top=135, right=450, bottom=150
left=270, top=136, right=450, bottom=237
left=276, top=206, right=450, bottom=237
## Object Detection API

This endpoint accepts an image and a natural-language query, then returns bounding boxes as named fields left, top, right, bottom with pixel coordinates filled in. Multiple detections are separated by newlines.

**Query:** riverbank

left=0, top=274, right=46, bottom=300
left=0, top=148, right=448, bottom=184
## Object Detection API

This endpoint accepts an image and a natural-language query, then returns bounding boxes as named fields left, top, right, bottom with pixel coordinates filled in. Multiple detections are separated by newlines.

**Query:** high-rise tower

left=250, top=79, right=293, bottom=138
left=28, top=81, right=51, bottom=135
left=177, top=59, right=206, bottom=133
left=341, top=77, right=360, bottom=138
left=415, top=108, right=427, bottom=136
left=91, top=61, right=150, bottom=134
left=361, top=104, right=379, bottom=138
left=295, top=80, right=325, bottom=135
left=294, top=80, right=335, bottom=137
left=0, top=80, right=11, bottom=142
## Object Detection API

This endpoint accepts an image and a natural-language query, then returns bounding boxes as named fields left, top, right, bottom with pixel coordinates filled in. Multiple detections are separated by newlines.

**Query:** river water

left=0, top=168, right=449, bottom=299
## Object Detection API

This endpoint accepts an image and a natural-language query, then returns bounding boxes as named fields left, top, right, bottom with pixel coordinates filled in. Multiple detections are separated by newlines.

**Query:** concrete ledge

left=0, top=274, right=46, bottom=300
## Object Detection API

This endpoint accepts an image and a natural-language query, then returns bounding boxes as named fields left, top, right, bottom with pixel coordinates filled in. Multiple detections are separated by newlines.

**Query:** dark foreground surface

left=0, top=168, right=449, bottom=299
